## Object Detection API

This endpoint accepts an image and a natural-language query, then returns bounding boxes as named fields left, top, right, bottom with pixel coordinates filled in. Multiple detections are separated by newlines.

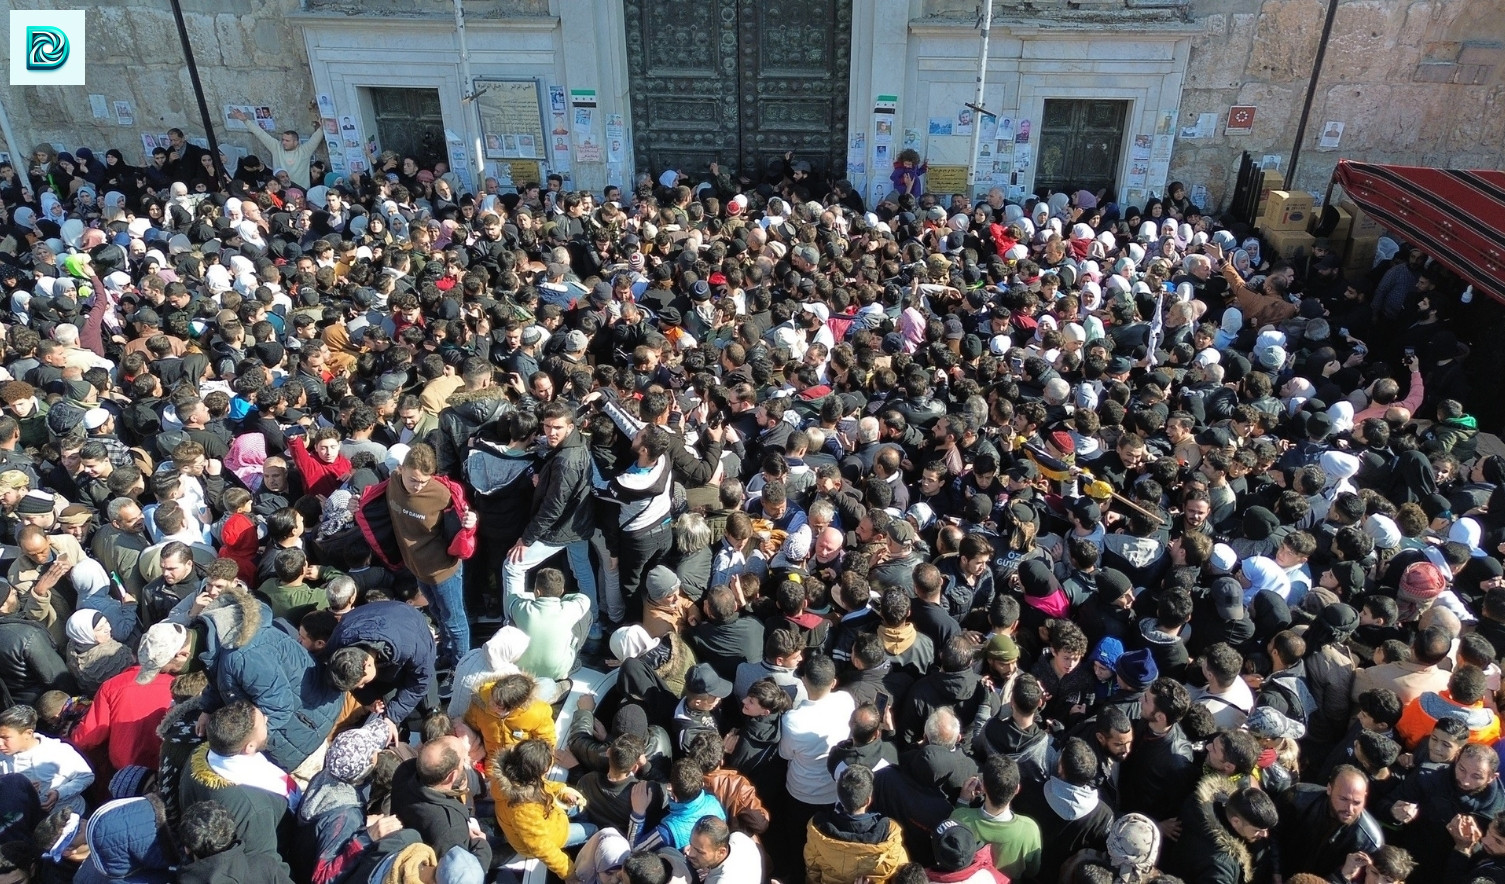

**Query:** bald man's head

left=1419, top=606, right=1462, bottom=639
left=416, top=736, right=463, bottom=788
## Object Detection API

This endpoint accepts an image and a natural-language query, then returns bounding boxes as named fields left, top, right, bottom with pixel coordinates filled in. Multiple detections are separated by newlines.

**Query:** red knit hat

left=1398, top=561, right=1447, bottom=603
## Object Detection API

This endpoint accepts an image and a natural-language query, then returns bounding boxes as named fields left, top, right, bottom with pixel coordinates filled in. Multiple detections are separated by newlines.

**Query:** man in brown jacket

left=1209, top=242, right=1299, bottom=329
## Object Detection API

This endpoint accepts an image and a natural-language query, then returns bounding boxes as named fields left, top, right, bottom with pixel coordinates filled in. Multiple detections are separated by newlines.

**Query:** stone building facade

left=1, top=0, right=1501, bottom=211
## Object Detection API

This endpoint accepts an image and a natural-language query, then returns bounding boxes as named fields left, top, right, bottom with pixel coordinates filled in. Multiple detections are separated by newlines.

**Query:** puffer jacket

left=489, top=778, right=575, bottom=879
left=804, top=809, right=909, bottom=884
left=354, top=475, right=476, bottom=571
left=325, top=600, right=435, bottom=726
left=432, top=387, right=511, bottom=479
left=463, top=681, right=556, bottom=756
left=1165, top=775, right=1267, bottom=884
left=0, top=612, right=74, bottom=707
left=704, top=766, right=770, bottom=836
left=177, top=842, right=295, bottom=884
left=196, top=586, right=343, bottom=771
left=1302, top=642, right=1356, bottom=745
left=74, top=795, right=174, bottom=884
left=522, top=428, right=596, bottom=546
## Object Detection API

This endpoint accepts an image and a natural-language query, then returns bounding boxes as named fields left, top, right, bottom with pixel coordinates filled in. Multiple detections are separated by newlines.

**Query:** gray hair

left=857, top=416, right=881, bottom=445
left=1183, top=254, right=1212, bottom=274
left=924, top=706, right=961, bottom=748
left=325, top=576, right=358, bottom=610
left=673, top=512, right=712, bottom=555
left=106, top=497, right=137, bottom=522
left=807, top=499, right=836, bottom=525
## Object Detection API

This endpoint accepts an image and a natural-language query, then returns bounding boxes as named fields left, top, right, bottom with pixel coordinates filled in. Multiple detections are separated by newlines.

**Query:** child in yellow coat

left=490, top=739, right=593, bottom=878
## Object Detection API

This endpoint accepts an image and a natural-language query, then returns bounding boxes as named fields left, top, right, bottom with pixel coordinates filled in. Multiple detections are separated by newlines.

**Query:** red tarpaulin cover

left=1333, top=159, right=1505, bottom=306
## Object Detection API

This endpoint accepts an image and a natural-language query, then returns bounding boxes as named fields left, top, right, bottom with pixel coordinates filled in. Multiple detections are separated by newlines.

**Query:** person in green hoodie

left=256, top=547, right=342, bottom=622
left=1422, top=399, right=1478, bottom=462
left=951, top=754, right=1043, bottom=882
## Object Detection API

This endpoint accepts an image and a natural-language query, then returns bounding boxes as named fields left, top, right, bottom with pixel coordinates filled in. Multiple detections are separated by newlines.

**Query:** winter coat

left=75, top=794, right=174, bottom=884
left=1014, top=777, right=1113, bottom=882
left=66, top=637, right=135, bottom=694
left=1166, top=775, right=1270, bottom=884
left=521, top=428, right=596, bottom=546
left=464, top=684, right=556, bottom=757
left=1396, top=689, right=1502, bottom=750
left=287, top=436, right=352, bottom=498
left=178, top=745, right=293, bottom=874
left=177, top=843, right=295, bottom=884
left=433, top=387, right=511, bottom=479
left=354, top=475, right=476, bottom=573
left=325, top=600, right=436, bottom=726
left=803, top=809, right=909, bottom=884
left=490, top=778, right=576, bottom=879
left=195, top=586, right=343, bottom=771
left=898, top=668, right=993, bottom=749
left=1380, top=764, right=1505, bottom=875
left=1276, top=783, right=1383, bottom=879
left=703, top=766, right=770, bottom=836
left=1137, top=619, right=1191, bottom=678
left=950, top=805, right=1043, bottom=882
left=70, top=665, right=173, bottom=772
left=972, top=713, right=1053, bottom=790
left=0, top=611, right=74, bottom=707
left=922, top=847, right=1007, bottom=884
left=1119, top=721, right=1196, bottom=822
left=1303, top=642, right=1356, bottom=745
left=391, top=758, right=493, bottom=870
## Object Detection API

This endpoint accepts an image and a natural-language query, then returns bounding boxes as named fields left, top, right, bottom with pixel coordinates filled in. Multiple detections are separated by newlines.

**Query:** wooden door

left=623, top=0, right=852, bottom=185
left=1035, top=99, right=1129, bottom=199
left=369, top=88, right=447, bottom=170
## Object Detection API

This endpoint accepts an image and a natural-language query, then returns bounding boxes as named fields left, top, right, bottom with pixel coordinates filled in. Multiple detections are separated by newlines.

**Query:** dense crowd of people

left=0, top=112, right=1500, bottom=884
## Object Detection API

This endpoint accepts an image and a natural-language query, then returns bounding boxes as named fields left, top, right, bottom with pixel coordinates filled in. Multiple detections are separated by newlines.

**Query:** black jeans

left=617, top=520, right=672, bottom=618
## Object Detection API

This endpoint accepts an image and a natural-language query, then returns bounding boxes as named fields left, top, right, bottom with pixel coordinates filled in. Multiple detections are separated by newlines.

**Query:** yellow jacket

left=463, top=682, right=557, bottom=757
left=490, top=778, right=573, bottom=879
left=803, top=814, right=908, bottom=884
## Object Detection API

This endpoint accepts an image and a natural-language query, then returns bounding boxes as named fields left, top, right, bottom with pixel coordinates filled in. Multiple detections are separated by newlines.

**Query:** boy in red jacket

left=289, top=427, right=351, bottom=497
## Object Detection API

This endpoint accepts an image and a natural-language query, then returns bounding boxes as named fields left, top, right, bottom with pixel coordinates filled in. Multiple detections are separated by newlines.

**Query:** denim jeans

left=565, top=821, right=598, bottom=847
left=502, top=538, right=599, bottom=620
left=420, top=563, right=469, bottom=671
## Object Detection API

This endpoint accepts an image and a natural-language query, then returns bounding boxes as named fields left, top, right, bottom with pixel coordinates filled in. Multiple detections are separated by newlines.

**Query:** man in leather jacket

left=1277, top=765, right=1384, bottom=879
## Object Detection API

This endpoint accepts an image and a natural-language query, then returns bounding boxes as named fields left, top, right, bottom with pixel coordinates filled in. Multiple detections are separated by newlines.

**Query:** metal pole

left=453, top=0, right=485, bottom=191
left=966, top=0, right=994, bottom=201
left=1288, top=0, right=1340, bottom=186
left=0, top=97, right=23, bottom=173
left=167, top=0, right=226, bottom=182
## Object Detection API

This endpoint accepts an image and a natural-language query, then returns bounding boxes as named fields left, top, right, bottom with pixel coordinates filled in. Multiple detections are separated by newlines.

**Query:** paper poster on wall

left=1015, top=120, right=1031, bottom=144
left=140, top=134, right=160, bottom=159
left=874, top=144, right=889, bottom=164
left=1190, top=184, right=1210, bottom=209
left=1226, top=106, right=1256, bottom=135
left=1131, top=135, right=1151, bottom=161
left=339, top=116, right=362, bottom=148
left=317, top=94, right=337, bottom=118
left=874, top=119, right=892, bottom=146
left=345, top=149, right=367, bottom=174
left=955, top=107, right=974, bottom=136
left=1151, top=135, right=1174, bottom=162
left=1154, top=111, right=1176, bottom=137
left=978, top=115, right=996, bottom=144
left=548, top=86, right=567, bottom=113
left=1260, top=155, right=1282, bottom=171
left=903, top=129, right=920, bottom=151
left=928, top=118, right=953, bottom=136
left=114, top=101, right=134, bottom=126
left=605, top=114, right=624, bottom=140
left=89, top=94, right=108, bottom=119
left=322, top=119, right=338, bottom=137
left=1180, top=113, right=1218, bottom=140
left=253, top=107, right=276, bottom=131
left=519, top=134, right=539, bottom=159
left=1318, top=121, right=1345, bottom=149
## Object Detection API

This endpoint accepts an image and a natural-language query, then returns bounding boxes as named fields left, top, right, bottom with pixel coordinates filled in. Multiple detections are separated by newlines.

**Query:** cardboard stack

left=1265, top=228, right=1316, bottom=261
left=1261, top=191, right=1315, bottom=231
left=1337, top=197, right=1384, bottom=276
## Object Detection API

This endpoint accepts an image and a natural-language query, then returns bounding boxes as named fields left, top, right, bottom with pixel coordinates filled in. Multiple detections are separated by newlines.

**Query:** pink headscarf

left=224, top=433, right=267, bottom=491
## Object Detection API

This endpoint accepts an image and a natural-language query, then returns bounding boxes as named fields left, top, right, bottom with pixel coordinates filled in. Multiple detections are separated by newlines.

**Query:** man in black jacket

left=1277, top=766, right=1384, bottom=880
left=1119, top=676, right=1196, bottom=823
left=1166, top=779, right=1279, bottom=884
left=1380, top=742, right=1505, bottom=876
left=502, top=402, right=598, bottom=623
left=391, top=736, right=493, bottom=869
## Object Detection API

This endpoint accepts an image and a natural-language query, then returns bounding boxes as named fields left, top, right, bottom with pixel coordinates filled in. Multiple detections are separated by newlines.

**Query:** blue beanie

left=1090, top=636, right=1125, bottom=673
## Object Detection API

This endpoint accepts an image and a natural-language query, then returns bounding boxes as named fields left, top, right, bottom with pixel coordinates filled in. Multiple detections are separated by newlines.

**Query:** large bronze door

left=1034, top=99, right=1129, bottom=199
left=623, top=0, right=852, bottom=185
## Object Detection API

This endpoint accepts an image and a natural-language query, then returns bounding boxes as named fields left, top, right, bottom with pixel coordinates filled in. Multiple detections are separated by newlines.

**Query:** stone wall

left=1, top=0, right=317, bottom=166
left=1172, top=0, right=1505, bottom=209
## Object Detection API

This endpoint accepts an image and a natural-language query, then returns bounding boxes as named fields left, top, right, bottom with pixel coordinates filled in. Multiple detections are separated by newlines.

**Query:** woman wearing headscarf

left=64, top=608, right=135, bottom=695
left=1388, top=445, right=1439, bottom=505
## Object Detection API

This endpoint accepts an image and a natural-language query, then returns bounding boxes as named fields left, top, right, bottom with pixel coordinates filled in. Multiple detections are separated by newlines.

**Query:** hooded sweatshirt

left=448, top=625, right=529, bottom=718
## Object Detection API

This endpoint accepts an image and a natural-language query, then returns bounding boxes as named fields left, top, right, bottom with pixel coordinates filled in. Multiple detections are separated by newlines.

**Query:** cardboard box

left=1259, top=170, right=1285, bottom=203
left=1264, top=190, right=1315, bottom=231
left=1309, top=205, right=1352, bottom=243
left=1262, top=228, right=1315, bottom=261
left=1339, top=198, right=1383, bottom=236
left=1344, top=234, right=1380, bottom=274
